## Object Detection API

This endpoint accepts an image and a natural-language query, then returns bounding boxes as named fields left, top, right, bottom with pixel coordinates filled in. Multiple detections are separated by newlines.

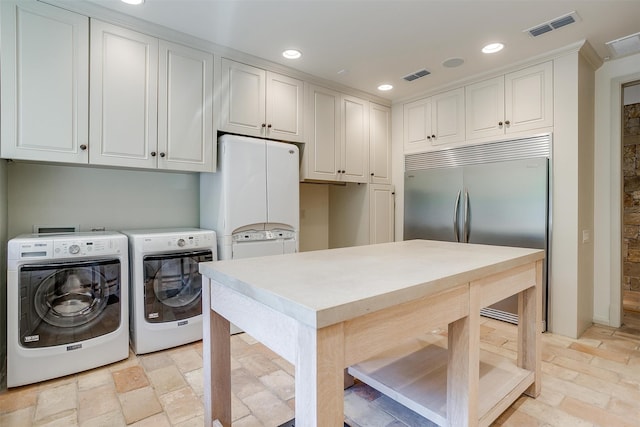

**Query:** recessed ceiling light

left=378, top=84, right=393, bottom=91
left=121, top=0, right=144, bottom=4
left=482, top=43, right=504, bottom=54
left=282, top=49, right=302, bottom=59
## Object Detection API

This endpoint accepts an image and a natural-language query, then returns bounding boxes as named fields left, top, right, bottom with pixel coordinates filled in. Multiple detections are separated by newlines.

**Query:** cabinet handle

left=261, top=123, right=267, bottom=128
left=427, top=135, right=431, bottom=140
left=498, top=121, right=503, bottom=126
left=267, top=124, right=272, bottom=129
left=371, top=172, right=374, bottom=176
left=505, top=120, right=511, bottom=125
left=80, top=144, right=87, bottom=151
left=160, top=152, right=166, bottom=158
left=432, top=134, right=436, bottom=139
left=151, top=151, right=157, bottom=157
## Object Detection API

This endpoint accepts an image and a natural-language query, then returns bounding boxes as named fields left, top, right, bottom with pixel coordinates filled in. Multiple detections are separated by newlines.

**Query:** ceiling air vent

left=606, top=32, right=640, bottom=59
left=403, top=69, right=430, bottom=82
left=524, top=11, right=580, bottom=38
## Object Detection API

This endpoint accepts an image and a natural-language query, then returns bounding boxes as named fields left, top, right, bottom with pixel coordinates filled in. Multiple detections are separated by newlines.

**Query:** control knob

left=177, top=238, right=186, bottom=247
left=69, top=244, right=81, bottom=254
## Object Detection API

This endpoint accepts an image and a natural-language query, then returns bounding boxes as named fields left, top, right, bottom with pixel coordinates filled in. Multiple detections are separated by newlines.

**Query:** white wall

left=593, top=52, right=640, bottom=327
left=329, top=183, right=369, bottom=248
left=7, top=162, right=200, bottom=237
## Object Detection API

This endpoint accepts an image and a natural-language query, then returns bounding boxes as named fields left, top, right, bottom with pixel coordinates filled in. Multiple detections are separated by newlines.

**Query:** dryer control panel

left=8, top=232, right=126, bottom=261
left=140, top=232, right=216, bottom=253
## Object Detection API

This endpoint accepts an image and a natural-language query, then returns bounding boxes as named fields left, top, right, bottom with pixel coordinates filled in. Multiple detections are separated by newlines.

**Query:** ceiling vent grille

left=403, top=69, right=430, bottom=82
left=524, top=11, right=580, bottom=38
left=606, top=32, right=640, bottom=59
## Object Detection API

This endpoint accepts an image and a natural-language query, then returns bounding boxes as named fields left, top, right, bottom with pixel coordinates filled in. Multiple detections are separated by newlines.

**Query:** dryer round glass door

left=143, top=250, right=213, bottom=323
left=18, top=258, right=122, bottom=349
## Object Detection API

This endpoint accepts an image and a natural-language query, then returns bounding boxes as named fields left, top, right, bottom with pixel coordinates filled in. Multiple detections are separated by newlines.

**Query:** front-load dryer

left=7, top=231, right=129, bottom=387
left=122, top=228, right=216, bottom=354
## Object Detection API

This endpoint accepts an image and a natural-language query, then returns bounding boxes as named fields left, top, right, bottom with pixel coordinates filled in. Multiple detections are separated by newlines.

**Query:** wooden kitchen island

left=199, top=240, right=544, bottom=427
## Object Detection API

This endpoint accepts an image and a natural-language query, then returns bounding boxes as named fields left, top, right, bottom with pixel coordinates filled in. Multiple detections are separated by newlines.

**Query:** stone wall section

left=623, top=102, right=640, bottom=310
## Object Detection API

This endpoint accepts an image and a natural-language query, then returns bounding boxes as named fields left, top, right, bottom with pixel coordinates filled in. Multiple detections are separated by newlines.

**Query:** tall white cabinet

left=341, top=95, right=370, bottom=183
left=369, top=184, right=395, bottom=244
left=1, top=0, right=89, bottom=163
left=89, top=21, right=158, bottom=169
left=90, top=21, right=215, bottom=171
left=369, top=103, right=391, bottom=185
left=220, top=58, right=304, bottom=143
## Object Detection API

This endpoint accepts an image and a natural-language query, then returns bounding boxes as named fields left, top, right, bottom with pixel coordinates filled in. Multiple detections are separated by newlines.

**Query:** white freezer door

left=266, top=140, right=299, bottom=229
left=222, top=136, right=267, bottom=233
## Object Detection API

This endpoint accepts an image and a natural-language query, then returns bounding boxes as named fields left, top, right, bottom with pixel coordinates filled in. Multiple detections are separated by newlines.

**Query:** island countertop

left=199, top=239, right=544, bottom=329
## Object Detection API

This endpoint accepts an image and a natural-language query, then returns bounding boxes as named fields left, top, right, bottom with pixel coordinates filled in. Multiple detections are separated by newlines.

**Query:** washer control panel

left=140, top=231, right=216, bottom=252
left=9, top=232, right=126, bottom=260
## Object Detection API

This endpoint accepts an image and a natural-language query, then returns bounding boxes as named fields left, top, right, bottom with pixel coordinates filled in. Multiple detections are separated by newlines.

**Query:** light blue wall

left=7, top=162, right=200, bottom=238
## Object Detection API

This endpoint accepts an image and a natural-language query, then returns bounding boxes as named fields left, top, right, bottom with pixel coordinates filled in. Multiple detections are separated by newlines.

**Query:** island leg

left=203, top=277, right=231, bottom=427
left=447, top=285, right=480, bottom=427
left=296, top=322, right=345, bottom=426
left=519, top=259, right=543, bottom=397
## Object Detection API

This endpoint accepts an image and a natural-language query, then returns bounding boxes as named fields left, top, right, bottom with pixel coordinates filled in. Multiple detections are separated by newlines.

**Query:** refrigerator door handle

left=453, top=190, right=461, bottom=242
left=464, top=189, right=470, bottom=243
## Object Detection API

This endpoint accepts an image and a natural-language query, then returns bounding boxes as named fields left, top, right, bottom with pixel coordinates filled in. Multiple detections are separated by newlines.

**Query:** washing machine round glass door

left=18, top=258, right=122, bottom=349
left=143, top=250, right=213, bottom=323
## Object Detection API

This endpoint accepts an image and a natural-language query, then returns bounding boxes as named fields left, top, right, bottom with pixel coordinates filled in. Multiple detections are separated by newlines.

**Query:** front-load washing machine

left=122, top=228, right=216, bottom=354
left=7, top=231, right=129, bottom=387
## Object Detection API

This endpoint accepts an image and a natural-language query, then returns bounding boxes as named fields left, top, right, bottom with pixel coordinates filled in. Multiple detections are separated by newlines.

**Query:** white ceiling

left=81, top=0, right=640, bottom=102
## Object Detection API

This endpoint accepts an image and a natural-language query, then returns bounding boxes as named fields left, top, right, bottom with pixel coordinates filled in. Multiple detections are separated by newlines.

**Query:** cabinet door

left=505, top=61, right=553, bottom=133
left=1, top=1, right=89, bottom=163
left=301, top=84, right=340, bottom=181
left=369, top=103, right=391, bottom=184
left=266, top=72, right=304, bottom=143
left=369, top=184, right=395, bottom=244
left=90, top=20, right=158, bottom=168
left=465, top=76, right=505, bottom=140
left=158, top=41, right=215, bottom=172
left=220, top=58, right=265, bottom=137
left=431, top=88, right=465, bottom=145
left=341, top=95, right=369, bottom=183
left=403, top=97, right=431, bottom=152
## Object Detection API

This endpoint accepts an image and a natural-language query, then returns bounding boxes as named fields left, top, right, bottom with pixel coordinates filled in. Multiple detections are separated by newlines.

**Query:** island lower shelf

left=347, top=335, right=534, bottom=427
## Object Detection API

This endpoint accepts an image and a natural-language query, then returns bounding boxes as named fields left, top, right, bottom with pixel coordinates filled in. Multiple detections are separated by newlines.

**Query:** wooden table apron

left=200, top=242, right=543, bottom=427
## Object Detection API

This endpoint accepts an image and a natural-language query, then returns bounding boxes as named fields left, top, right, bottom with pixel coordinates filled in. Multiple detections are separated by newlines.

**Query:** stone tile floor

left=1, top=315, right=639, bottom=426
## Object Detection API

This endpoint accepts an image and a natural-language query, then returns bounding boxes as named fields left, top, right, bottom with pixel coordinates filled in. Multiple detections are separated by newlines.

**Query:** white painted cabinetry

left=1, top=0, right=89, bottom=163
left=90, top=21, right=215, bottom=172
left=369, top=103, right=392, bottom=185
left=158, top=40, right=215, bottom=172
left=301, top=86, right=371, bottom=184
left=369, top=184, right=395, bottom=244
left=403, top=88, right=464, bottom=152
left=301, top=84, right=341, bottom=181
left=89, top=21, right=158, bottom=169
left=341, top=94, right=370, bottom=183
left=466, top=61, right=553, bottom=140
left=220, top=58, right=304, bottom=143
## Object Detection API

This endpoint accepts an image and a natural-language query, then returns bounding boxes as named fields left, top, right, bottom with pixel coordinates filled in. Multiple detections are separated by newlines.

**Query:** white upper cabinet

left=90, top=20, right=159, bottom=169
left=1, top=0, right=89, bottom=163
left=341, top=94, right=370, bottom=183
left=403, top=87, right=464, bottom=152
left=158, top=40, right=215, bottom=172
left=430, top=88, right=465, bottom=146
left=466, top=61, right=553, bottom=140
left=220, top=58, right=304, bottom=143
left=301, top=84, right=341, bottom=181
left=301, top=86, right=372, bottom=183
left=90, top=21, right=215, bottom=172
left=369, top=103, right=391, bottom=184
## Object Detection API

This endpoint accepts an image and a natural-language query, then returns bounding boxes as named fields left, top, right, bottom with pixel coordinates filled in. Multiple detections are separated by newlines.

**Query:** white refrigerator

left=200, top=134, right=299, bottom=262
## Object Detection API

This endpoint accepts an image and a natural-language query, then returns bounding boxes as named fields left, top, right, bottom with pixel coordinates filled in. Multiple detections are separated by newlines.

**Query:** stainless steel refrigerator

left=404, top=134, right=550, bottom=328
